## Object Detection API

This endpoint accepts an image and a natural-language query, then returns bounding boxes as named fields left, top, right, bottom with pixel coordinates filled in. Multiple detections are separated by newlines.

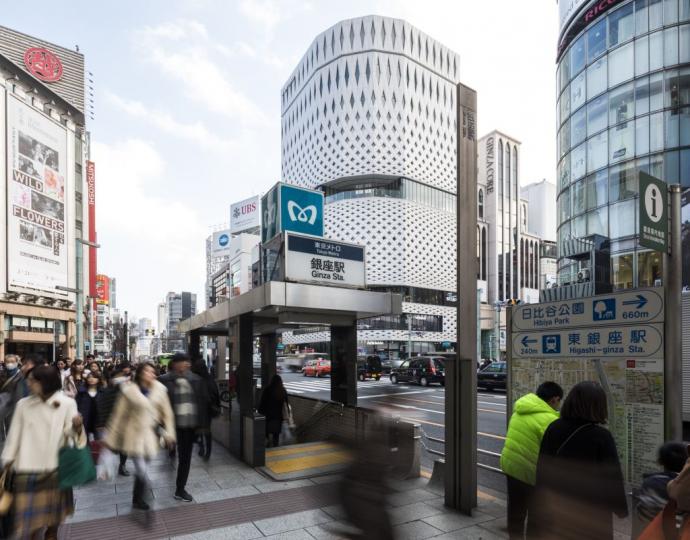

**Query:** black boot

left=118, top=464, right=130, bottom=477
left=132, top=477, right=150, bottom=511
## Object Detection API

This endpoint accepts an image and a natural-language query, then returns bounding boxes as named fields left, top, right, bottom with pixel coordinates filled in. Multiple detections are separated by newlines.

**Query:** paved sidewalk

left=60, top=442, right=511, bottom=539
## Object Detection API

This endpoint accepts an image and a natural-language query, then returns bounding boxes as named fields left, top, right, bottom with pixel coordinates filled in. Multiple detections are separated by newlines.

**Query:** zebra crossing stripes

left=283, top=378, right=383, bottom=394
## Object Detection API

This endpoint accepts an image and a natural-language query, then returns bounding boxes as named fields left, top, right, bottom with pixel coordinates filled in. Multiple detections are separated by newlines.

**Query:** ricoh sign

left=230, top=195, right=260, bottom=234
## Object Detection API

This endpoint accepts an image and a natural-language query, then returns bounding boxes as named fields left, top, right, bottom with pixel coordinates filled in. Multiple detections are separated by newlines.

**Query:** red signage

left=557, top=0, right=626, bottom=62
left=95, top=274, right=109, bottom=305
left=23, top=47, right=63, bottom=83
left=86, top=161, right=97, bottom=298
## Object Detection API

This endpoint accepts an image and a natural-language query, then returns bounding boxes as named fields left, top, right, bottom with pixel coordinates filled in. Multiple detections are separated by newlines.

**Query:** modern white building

left=521, top=179, right=558, bottom=243
left=163, top=291, right=196, bottom=352
left=280, top=16, right=461, bottom=357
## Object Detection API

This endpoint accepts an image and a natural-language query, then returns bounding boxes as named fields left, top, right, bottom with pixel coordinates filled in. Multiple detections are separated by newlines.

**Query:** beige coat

left=1, top=392, right=86, bottom=472
left=104, top=380, right=175, bottom=458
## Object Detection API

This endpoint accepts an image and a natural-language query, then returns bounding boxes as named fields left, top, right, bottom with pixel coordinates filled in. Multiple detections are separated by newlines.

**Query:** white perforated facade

left=280, top=16, right=461, bottom=356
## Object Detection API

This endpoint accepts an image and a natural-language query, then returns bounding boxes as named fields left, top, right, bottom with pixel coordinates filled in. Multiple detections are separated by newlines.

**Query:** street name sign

left=639, top=172, right=668, bottom=252
left=511, top=288, right=664, bottom=332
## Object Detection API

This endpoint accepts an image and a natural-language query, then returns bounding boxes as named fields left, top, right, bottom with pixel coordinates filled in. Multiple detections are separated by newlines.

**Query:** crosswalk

left=284, top=377, right=384, bottom=394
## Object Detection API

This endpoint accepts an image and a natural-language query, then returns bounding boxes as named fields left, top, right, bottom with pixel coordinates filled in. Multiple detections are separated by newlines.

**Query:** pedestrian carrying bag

left=58, top=436, right=96, bottom=489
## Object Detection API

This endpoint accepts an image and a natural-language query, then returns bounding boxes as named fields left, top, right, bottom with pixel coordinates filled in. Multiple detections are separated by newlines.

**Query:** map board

left=509, top=288, right=665, bottom=486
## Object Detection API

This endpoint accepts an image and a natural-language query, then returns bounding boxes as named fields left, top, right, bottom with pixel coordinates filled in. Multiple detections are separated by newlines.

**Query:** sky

left=5, top=0, right=559, bottom=324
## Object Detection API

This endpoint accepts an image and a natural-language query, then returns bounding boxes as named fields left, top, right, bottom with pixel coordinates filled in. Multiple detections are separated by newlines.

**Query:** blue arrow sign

left=521, top=336, right=537, bottom=347
left=623, top=294, right=648, bottom=310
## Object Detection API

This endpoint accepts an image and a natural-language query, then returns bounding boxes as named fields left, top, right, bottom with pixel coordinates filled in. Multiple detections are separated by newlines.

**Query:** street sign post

left=639, top=172, right=668, bottom=252
left=509, top=288, right=666, bottom=486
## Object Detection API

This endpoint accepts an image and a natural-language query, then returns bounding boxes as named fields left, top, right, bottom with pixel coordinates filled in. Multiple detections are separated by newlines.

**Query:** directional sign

left=639, top=172, right=668, bottom=252
left=512, top=324, right=663, bottom=358
left=512, top=288, right=664, bottom=331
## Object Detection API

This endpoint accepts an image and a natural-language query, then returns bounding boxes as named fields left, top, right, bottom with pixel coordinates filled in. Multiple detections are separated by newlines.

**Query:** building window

left=611, top=252, right=634, bottom=290
left=478, top=188, right=484, bottom=219
left=505, top=143, right=511, bottom=197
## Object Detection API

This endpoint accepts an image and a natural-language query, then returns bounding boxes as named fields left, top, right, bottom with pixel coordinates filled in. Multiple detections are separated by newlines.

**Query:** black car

left=390, top=356, right=445, bottom=386
left=357, top=355, right=382, bottom=381
left=477, top=361, right=507, bottom=391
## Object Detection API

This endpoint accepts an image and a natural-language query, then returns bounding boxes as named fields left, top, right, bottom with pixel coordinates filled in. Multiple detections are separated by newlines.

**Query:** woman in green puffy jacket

left=500, top=381, right=563, bottom=539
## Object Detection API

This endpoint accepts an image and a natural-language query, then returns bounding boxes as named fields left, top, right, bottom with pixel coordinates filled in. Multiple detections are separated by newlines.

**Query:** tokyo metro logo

left=287, top=200, right=318, bottom=225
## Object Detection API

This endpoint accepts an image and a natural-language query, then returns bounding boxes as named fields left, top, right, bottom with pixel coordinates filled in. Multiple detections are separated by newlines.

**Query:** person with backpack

left=532, top=381, right=628, bottom=540
left=500, top=381, right=563, bottom=539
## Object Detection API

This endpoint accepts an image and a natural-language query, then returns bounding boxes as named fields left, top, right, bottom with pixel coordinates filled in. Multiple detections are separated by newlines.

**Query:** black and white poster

left=7, top=95, right=68, bottom=293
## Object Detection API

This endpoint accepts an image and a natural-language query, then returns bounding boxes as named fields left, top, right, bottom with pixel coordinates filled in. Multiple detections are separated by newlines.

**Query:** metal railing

left=420, top=428, right=504, bottom=474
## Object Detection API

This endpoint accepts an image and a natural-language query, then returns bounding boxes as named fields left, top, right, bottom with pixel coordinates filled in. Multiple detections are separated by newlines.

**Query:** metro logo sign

left=23, top=47, right=63, bottom=83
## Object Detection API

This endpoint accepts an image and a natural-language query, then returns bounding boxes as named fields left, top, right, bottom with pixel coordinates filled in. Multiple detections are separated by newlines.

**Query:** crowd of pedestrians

left=0, top=351, right=220, bottom=538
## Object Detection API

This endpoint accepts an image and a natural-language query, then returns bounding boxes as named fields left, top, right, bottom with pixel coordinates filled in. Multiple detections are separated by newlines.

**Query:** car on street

left=476, top=361, right=507, bottom=391
left=389, top=356, right=445, bottom=386
left=357, top=355, right=382, bottom=381
left=303, top=358, right=331, bottom=377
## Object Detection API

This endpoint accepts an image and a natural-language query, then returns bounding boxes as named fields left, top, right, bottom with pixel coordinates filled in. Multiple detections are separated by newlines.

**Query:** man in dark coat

left=159, top=352, right=209, bottom=502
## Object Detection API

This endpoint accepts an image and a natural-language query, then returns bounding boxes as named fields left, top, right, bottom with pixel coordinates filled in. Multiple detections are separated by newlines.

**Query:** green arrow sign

left=639, top=172, right=668, bottom=252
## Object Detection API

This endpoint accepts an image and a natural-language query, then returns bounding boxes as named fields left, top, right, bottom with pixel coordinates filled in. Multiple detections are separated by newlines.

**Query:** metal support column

left=188, top=331, right=201, bottom=359
left=237, top=313, right=255, bottom=414
left=665, top=184, right=682, bottom=441
left=330, top=323, right=357, bottom=407
left=447, top=82, right=478, bottom=513
left=260, top=333, right=277, bottom=389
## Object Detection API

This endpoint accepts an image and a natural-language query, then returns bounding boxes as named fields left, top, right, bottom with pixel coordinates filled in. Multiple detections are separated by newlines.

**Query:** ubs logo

left=24, top=47, right=63, bottom=83
left=287, top=200, right=317, bottom=225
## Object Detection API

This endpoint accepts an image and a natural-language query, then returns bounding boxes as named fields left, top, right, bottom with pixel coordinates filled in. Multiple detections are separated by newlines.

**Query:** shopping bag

left=96, top=445, right=119, bottom=481
left=88, top=440, right=103, bottom=463
left=58, top=441, right=96, bottom=489
left=281, top=422, right=295, bottom=445
left=282, top=402, right=296, bottom=428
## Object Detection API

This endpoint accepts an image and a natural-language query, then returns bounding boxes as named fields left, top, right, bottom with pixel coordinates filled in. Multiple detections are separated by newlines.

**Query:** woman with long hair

left=62, top=360, right=84, bottom=399
left=532, top=381, right=628, bottom=540
left=258, top=375, right=289, bottom=448
left=105, top=362, right=175, bottom=510
left=191, top=360, right=220, bottom=460
left=75, top=371, right=105, bottom=441
left=2, top=364, right=86, bottom=539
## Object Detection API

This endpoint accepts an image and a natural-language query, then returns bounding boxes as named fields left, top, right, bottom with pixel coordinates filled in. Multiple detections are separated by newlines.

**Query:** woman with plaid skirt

left=1, top=364, right=86, bottom=540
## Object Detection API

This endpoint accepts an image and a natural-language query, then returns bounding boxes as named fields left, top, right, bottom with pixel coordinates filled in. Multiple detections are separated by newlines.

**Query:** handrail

left=420, top=428, right=504, bottom=474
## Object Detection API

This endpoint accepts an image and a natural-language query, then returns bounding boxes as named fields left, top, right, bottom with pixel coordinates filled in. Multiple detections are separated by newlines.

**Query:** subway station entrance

left=179, top=280, right=403, bottom=468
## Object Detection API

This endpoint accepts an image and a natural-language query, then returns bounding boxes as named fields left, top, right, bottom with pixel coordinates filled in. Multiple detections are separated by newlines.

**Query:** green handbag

left=58, top=437, right=96, bottom=490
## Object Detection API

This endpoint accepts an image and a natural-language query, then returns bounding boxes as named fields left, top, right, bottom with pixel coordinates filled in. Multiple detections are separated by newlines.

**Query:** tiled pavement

left=59, top=442, right=513, bottom=540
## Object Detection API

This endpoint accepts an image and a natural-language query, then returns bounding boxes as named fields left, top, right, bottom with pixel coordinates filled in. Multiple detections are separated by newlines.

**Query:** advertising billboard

left=87, top=160, right=97, bottom=297
left=230, top=195, right=260, bottom=234
left=211, top=229, right=232, bottom=256
left=6, top=94, right=69, bottom=295
left=95, top=274, right=109, bottom=305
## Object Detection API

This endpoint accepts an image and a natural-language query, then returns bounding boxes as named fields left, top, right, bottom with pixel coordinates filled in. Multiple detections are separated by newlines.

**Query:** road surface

left=280, top=371, right=508, bottom=493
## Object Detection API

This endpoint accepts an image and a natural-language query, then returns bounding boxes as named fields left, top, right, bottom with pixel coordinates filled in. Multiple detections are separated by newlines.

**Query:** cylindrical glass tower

left=556, top=0, right=689, bottom=290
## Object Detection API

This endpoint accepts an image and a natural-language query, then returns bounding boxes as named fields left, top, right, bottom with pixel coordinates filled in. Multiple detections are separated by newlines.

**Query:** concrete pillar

left=67, top=319, right=77, bottom=359
left=330, top=323, right=357, bottom=406
left=237, top=313, right=255, bottom=414
left=260, top=333, right=277, bottom=389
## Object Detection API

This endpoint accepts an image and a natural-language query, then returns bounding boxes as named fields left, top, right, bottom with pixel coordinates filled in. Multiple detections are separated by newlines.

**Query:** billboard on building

left=95, top=274, right=109, bottom=305
left=211, top=229, right=231, bottom=256
left=6, top=94, right=69, bottom=295
left=86, top=161, right=97, bottom=297
left=230, top=195, right=260, bottom=234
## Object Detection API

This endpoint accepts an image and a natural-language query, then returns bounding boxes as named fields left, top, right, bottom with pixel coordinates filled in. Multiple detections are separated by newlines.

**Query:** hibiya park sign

left=510, top=288, right=665, bottom=485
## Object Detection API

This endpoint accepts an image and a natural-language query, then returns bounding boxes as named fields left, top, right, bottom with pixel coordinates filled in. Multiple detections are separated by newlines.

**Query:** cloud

left=92, top=139, right=207, bottom=321
left=105, top=91, right=237, bottom=152
left=239, top=0, right=283, bottom=34
left=133, top=20, right=269, bottom=126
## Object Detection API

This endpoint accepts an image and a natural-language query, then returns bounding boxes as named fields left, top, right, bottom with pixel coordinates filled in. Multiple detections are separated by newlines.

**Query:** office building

left=163, top=291, right=196, bottom=352
left=556, top=0, right=690, bottom=290
left=0, top=25, right=92, bottom=362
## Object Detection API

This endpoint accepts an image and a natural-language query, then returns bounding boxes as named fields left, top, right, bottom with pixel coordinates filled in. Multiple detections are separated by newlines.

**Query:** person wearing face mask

left=0, top=354, right=42, bottom=436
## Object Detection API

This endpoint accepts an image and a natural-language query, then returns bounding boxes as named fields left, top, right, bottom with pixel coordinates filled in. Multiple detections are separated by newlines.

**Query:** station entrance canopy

left=178, top=280, right=402, bottom=465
